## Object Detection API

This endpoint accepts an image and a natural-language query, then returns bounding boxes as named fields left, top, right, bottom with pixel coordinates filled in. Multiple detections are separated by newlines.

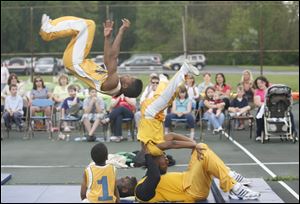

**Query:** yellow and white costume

left=84, top=162, right=117, bottom=203
left=137, top=66, right=192, bottom=156
left=136, top=143, right=236, bottom=202
left=40, top=16, right=121, bottom=96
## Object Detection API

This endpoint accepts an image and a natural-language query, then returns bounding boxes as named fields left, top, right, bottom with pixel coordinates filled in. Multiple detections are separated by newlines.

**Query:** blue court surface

left=1, top=103, right=299, bottom=203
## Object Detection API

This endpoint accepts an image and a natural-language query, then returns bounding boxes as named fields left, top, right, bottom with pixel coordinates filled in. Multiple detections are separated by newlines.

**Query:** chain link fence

left=1, top=2, right=299, bottom=79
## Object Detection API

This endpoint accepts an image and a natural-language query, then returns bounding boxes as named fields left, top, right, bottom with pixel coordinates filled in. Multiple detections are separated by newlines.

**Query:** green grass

left=265, top=176, right=298, bottom=182
left=239, top=65, right=299, bottom=72
left=19, top=72, right=299, bottom=94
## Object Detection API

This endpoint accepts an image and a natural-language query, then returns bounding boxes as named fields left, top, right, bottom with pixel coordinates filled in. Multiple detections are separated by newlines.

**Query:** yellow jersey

left=85, top=163, right=117, bottom=203
left=136, top=172, right=196, bottom=203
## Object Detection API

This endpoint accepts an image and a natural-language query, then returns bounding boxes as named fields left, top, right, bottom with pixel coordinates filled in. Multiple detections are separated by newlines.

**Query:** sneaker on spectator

left=229, top=171, right=252, bottom=186
left=64, top=126, right=71, bottom=132
left=229, top=183, right=260, bottom=200
left=110, top=136, right=120, bottom=142
left=229, top=112, right=237, bottom=117
left=213, top=128, right=219, bottom=134
left=256, top=136, right=261, bottom=141
left=101, top=118, right=110, bottom=124
left=217, top=127, right=223, bottom=132
left=58, top=132, right=66, bottom=140
left=87, top=135, right=96, bottom=142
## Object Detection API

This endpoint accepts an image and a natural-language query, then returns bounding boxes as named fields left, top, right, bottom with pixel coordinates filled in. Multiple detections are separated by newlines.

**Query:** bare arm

left=105, top=18, right=130, bottom=76
left=182, top=101, right=192, bottom=114
left=124, top=97, right=136, bottom=107
left=157, top=132, right=196, bottom=151
left=157, top=140, right=196, bottom=151
left=103, top=20, right=114, bottom=70
left=254, top=95, right=262, bottom=107
left=84, top=98, right=95, bottom=114
left=204, top=100, right=216, bottom=109
left=171, top=100, right=177, bottom=114
left=110, top=97, right=121, bottom=109
left=114, top=180, right=120, bottom=203
left=80, top=172, right=87, bottom=200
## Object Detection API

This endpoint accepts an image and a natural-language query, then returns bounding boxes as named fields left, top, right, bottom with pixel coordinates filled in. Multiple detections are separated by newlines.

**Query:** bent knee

left=86, top=20, right=95, bottom=28
left=198, top=143, right=209, bottom=149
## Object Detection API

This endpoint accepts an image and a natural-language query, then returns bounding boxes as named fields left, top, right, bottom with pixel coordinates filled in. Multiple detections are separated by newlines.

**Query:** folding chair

left=6, top=110, right=29, bottom=139
left=28, top=99, right=54, bottom=139
left=122, top=118, right=135, bottom=141
left=59, top=115, right=84, bottom=141
left=196, top=105, right=225, bottom=141
left=227, top=113, right=254, bottom=139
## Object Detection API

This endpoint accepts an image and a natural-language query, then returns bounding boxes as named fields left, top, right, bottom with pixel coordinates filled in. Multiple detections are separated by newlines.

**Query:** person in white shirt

left=134, top=74, right=160, bottom=129
left=3, top=84, right=24, bottom=131
left=1, top=62, right=10, bottom=91
left=185, top=73, right=199, bottom=109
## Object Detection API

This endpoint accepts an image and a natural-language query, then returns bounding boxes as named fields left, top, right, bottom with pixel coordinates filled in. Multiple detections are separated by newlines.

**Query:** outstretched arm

left=157, top=132, right=197, bottom=150
left=135, top=146, right=161, bottom=202
left=106, top=18, right=130, bottom=75
left=101, top=19, right=130, bottom=91
left=103, top=20, right=114, bottom=71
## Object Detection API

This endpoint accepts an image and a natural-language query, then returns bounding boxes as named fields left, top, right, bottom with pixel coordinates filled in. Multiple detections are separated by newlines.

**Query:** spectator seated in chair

left=82, top=87, right=107, bottom=142
left=164, top=85, right=195, bottom=140
left=29, top=76, right=52, bottom=131
left=3, top=84, right=24, bottom=131
left=61, top=85, right=81, bottom=132
left=203, top=86, right=225, bottom=133
left=109, top=94, right=136, bottom=142
left=228, top=84, right=251, bottom=130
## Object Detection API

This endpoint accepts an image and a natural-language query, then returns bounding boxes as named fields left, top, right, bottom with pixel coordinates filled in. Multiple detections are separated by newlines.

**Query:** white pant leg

left=145, top=66, right=190, bottom=118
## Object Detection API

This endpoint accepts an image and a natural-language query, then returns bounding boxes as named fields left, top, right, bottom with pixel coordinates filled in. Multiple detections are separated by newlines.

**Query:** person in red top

left=108, top=94, right=136, bottom=142
left=214, top=73, right=231, bottom=110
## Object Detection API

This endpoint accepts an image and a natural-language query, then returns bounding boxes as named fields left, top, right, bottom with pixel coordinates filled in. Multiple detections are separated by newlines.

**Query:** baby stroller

left=261, top=84, right=296, bottom=143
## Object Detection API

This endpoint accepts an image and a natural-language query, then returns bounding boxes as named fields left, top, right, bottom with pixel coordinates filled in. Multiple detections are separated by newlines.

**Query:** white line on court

left=223, top=131, right=299, bottom=200
left=174, top=161, right=299, bottom=167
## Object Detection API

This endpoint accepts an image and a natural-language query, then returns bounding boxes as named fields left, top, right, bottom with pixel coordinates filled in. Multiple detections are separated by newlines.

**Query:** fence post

left=259, top=3, right=264, bottom=76
left=182, top=16, right=187, bottom=59
left=30, top=6, right=34, bottom=82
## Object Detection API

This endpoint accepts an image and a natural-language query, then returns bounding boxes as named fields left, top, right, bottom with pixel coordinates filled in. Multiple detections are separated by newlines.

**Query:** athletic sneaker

left=229, top=112, right=237, bottom=117
left=256, top=136, right=261, bottom=141
left=229, top=171, right=252, bottom=186
left=182, top=61, right=200, bottom=76
left=229, top=183, right=260, bottom=200
left=213, top=128, right=219, bottom=134
left=41, top=14, right=49, bottom=26
left=110, top=136, right=121, bottom=142
left=159, top=74, right=169, bottom=82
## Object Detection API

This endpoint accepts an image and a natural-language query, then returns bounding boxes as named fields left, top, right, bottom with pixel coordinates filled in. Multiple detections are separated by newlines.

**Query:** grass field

left=19, top=71, right=299, bottom=93
left=238, top=65, right=299, bottom=72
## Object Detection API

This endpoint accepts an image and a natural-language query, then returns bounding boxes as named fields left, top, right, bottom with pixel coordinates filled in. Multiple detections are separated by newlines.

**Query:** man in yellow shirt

left=81, top=142, right=120, bottom=203
left=117, top=143, right=260, bottom=202
left=40, top=14, right=142, bottom=98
